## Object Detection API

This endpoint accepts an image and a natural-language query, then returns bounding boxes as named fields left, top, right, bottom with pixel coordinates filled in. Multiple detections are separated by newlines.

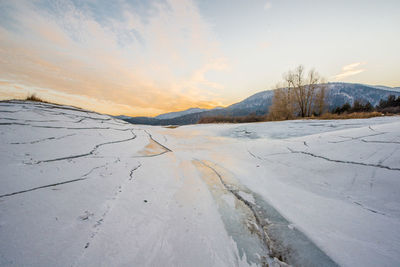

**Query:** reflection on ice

left=194, top=160, right=338, bottom=267
left=193, top=160, right=272, bottom=266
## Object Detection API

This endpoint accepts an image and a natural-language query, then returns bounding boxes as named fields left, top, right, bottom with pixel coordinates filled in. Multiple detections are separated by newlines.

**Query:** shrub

left=377, top=95, right=400, bottom=113
left=26, top=94, right=45, bottom=102
left=198, top=114, right=267, bottom=124
left=320, top=112, right=383, bottom=120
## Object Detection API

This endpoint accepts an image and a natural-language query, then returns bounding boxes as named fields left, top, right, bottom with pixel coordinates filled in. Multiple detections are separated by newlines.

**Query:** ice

left=1, top=100, right=399, bottom=267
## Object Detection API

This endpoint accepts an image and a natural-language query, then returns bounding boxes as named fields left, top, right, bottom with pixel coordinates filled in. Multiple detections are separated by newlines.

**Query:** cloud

left=264, top=1, right=272, bottom=10
left=258, top=41, right=270, bottom=50
left=334, top=62, right=366, bottom=80
left=0, top=0, right=228, bottom=116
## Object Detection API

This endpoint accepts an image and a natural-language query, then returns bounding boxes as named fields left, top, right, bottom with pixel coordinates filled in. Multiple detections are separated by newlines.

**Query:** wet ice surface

left=1, top=101, right=400, bottom=267
left=215, top=116, right=396, bottom=140
left=194, top=160, right=337, bottom=267
left=193, top=160, right=272, bottom=266
left=158, top=117, right=400, bottom=267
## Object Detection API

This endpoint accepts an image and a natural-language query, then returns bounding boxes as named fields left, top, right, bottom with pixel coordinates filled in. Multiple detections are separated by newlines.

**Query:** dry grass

left=26, top=94, right=46, bottom=103
left=163, top=125, right=180, bottom=129
left=319, top=112, right=384, bottom=120
left=23, top=94, right=85, bottom=111
left=378, top=106, right=400, bottom=114
left=198, top=114, right=267, bottom=124
left=198, top=112, right=388, bottom=124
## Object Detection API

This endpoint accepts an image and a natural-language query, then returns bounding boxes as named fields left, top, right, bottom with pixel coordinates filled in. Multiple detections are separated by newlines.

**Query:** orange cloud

left=0, top=0, right=229, bottom=116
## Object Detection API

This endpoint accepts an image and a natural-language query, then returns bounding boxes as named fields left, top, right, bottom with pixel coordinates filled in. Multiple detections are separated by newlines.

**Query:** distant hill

left=117, top=83, right=400, bottom=125
left=326, top=83, right=400, bottom=109
left=369, top=85, right=400, bottom=93
left=155, top=107, right=215, bottom=120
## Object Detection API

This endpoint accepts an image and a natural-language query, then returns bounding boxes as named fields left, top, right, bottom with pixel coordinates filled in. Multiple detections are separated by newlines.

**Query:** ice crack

left=287, top=147, right=400, bottom=171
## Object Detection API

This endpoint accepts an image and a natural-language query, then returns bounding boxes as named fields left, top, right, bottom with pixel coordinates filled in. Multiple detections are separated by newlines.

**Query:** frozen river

left=1, top=101, right=399, bottom=266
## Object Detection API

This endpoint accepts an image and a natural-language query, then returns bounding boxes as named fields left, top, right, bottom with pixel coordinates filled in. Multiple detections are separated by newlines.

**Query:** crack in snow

left=144, top=130, right=172, bottom=152
left=328, top=133, right=385, bottom=143
left=0, top=110, right=20, bottom=113
left=361, top=139, right=400, bottom=145
left=368, top=125, right=386, bottom=134
left=1, top=123, right=133, bottom=131
left=0, top=163, right=108, bottom=199
left=131, top=130, right=172, bottom=158
left=353, top=201, right=386, bottom=216
left=75, top=163, right=141, bottom=264
left=35, top=131, right=137, bottom=164
left=29, top=125, right=133, bottom=131
left=1, top=117, right=69, bottom=124
left=247, top=149, right=263, bottom=160
left=129, top=164, right=142, bottom=180
left=0, top=122, right=28, bottom=126
left=10, top=133, right=77, bottom=145
left=0, top=178, right=87, bottom=199
left=287, top=148, right=400, bottom=171
left=248, top=150, right=291, bottom=160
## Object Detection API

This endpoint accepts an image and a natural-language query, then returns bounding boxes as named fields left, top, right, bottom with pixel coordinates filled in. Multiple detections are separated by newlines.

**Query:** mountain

left=224, top=90, right=275, bottom=115
left=114, top=115, right=133, bottom=120
left=155, top=108, right=209, bottom=120
left=368, top=85, right=400, bottom=93
left=118, top=83, right=400, bottom=125
left=326, top=83, right=400, bottom=108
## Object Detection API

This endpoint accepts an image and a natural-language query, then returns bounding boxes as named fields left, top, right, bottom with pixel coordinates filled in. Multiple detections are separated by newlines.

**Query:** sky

left=0, top=0, right=399, bottom=116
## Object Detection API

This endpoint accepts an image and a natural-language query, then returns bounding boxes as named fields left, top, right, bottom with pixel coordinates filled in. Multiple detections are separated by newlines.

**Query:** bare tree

left=271, top=65, right=326, bottom=119
left=268, top=82, right=295, bottom=120
left=314, top=81, right=326, bottom=116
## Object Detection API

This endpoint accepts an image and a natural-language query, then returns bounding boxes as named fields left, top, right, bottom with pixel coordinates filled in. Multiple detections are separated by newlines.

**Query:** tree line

left=333, top=95, right=400, bottom=115
left=268, top=65, right=400, bottom=120
left=198, top=65, right=399, bottom=124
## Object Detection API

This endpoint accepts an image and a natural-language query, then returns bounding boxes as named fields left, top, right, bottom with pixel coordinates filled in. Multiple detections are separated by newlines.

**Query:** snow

left=155, top=107, right=206, bottom=120
left=1, top=101, right=400, bottom=266
left=370, top=85, right=400, bottom=93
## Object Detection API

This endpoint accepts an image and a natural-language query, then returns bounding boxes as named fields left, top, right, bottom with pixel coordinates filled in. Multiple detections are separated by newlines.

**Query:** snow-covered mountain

left=155, top=107, right=209, bottom=120
left=228, top=82, right=400, bottom=113
left=369, top=85, right=400, bottom=92
left=119, top=82, right=400, bottom=125
left=224, top=90, right=275, bottom=115
left=326, top=82, right=400, bottom=108
left=114, top=115, right=133, bottom=120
